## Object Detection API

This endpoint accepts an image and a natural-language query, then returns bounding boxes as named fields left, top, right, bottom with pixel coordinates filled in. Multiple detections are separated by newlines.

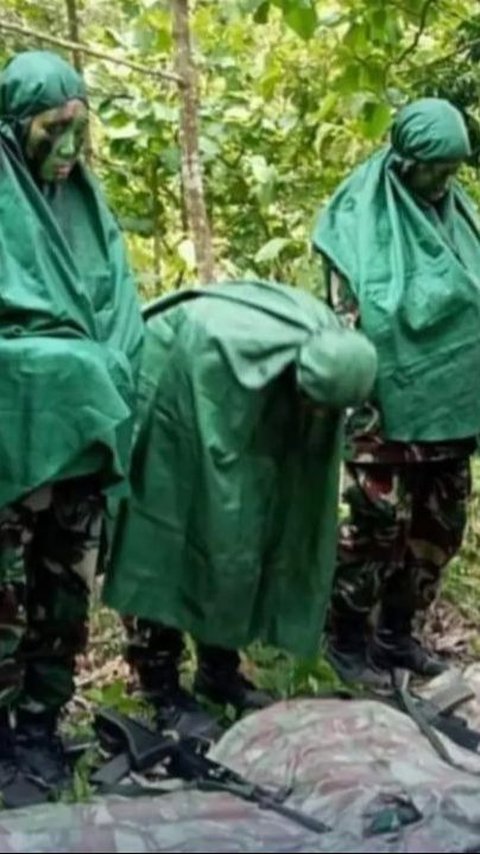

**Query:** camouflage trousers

left=0, top=478, right=102, bottom=712
left=332, top=458, right=471, bottom=632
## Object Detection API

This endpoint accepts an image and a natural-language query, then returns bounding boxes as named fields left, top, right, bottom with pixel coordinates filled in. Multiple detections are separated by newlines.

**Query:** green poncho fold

left=0, top=51, right=143, bottom=506
left=103, top=281, right=377, bottom=657
left=313, top=98, right=480, bottom=442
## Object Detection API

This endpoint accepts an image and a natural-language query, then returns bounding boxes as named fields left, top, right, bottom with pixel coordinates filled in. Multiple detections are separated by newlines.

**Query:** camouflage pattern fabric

left=2, top=696, right=480, bottom=851
left=327, top=265, right=476, bottom=464
left=332, top=458, right=471, bottom=624
left=0, top=479, right=102, bottom=712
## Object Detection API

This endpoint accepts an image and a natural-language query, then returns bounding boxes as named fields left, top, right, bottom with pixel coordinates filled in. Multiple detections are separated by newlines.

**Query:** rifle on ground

left=91, top=707, right=330, bottom=836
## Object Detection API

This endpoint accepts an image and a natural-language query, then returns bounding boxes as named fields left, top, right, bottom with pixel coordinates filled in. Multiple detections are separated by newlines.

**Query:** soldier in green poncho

left=103, top=282, right=377, bottom=739
left=0, top=50, right=143, bottom=803
left=313, top=98, right=480, bottom=687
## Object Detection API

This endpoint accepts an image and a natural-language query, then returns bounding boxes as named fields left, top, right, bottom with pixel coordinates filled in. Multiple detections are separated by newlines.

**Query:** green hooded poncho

left=103, top=281, right=377, bottom=657
left=0, top=51, right=143, bottom=507
left=313, top=98, right=480, bottom=443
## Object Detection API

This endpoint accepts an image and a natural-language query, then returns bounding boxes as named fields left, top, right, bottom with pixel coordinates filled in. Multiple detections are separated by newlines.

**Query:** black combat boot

left=0, top=707, right=56, bottom=809
left=152, top=683, right=224, bottom=742
left=128, top=622, right=222, bottom=742
left=325, top=609, right=391, bottom=690
left=194, top=646, right=273, bottom=713
left=369, top=609, right=448, bottom=678
left=15, top=708, right=71, bottom=791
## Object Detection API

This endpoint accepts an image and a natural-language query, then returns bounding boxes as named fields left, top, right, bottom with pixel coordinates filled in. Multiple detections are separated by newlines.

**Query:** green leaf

left=255, top=236, right=290, bottom=263
left=103, top=109, right=133, bottom=128
left=248, top=154, right=276, bottom=184
left=239, top=0, right=268, bottom=11
left=153, top=27, right=172, bottom=52
left=253, top=1, right=270, bottom=23
left=359, top=62, right=385, bottom=93
left=335, top=64, right=361, bottom=94
left=84, top=679, right=142, bottom=714
left=224, top=105, right=253, bottom=123
left=360, top=101, right=392, bottom=139
left=160, top=146, right=181, bottom=173
left=314, top=123, right=335, bottom=156
left=199, top=135, right=221, bottom=158
left=370, top=8, right=388, bottom=42
left=102, top=28, right=125, bottom=48
left=107, top=122, right=141, bottom=140
left=315, top=92, right=339, bottom=121
left=152, top=103, right=178, bottom=123
left=282, top=2, right=317, bottom=39
left=131, top=24, right=156, bottom=51
left=385, top=16, right=403, bottom=46
left=344, top=23, right=368, bottom=53
left=120, top=216, right=154, bottom=236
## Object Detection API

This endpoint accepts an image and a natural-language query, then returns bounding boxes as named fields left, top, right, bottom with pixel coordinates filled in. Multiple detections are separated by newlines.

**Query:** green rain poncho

left=313, top=98, right=480, bottom=442
left=103, top=282, right=377, bottom=656
left=0, top=51, right=143, bottom=507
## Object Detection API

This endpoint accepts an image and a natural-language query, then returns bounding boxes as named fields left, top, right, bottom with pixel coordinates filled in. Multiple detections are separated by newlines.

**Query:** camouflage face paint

left=25, top=99, right=88, bottom=183
left=404, top=159, right=461, bottom=203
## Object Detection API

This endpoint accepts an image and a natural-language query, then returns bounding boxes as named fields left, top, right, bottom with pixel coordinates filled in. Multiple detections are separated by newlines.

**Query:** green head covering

left=0, top=50, right=143, bottom=506
left=0, top=50, right=87, bottom=121
left=313, top=97, right=480, bottom=443
left=298, top=327, right=376, bottom=409
left=391, top=98, right=471, bottom=162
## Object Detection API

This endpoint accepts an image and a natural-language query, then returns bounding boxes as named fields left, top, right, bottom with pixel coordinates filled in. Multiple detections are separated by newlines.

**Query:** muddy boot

left=195, top=646, right=273, bottom=713
left=128, top=622, right=222, bottom=743
left=369, top=606, right=448, bottom=678
left=325, top=611, right=391, bottom=691
left=15, top=708, right=71, bottom=792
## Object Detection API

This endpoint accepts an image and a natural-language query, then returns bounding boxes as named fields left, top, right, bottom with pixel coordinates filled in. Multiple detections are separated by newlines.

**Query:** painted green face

left=403, top=159, right=461, bottom=203
left=25, top=98, right=88, bottom=182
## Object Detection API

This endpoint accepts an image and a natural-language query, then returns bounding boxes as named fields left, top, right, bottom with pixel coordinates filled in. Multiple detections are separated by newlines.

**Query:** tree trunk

left=172, top=0, right=215, bottom=283
left=65, top=0, right=82, bottom=70
left=65, top=0, right=93, bottom=164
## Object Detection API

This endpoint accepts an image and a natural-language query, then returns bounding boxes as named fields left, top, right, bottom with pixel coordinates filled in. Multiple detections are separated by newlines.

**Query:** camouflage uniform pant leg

left=331, top=463, right=413, bottom=627
left=123, top=618, right=184, bottom=696
left=381, top=457, right=471, bottom=624
left=0, top=501, right=37, bottom=709
left=18, top=479, right=103, bottom=714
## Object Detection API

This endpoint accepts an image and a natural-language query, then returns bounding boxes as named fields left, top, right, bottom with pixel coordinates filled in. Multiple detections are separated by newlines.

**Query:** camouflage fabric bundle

left=2, top=695, right=480, bottom=852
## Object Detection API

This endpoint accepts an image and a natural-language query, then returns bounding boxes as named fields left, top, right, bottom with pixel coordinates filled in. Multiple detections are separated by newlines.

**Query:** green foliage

left=444, top=457, right=480, bottom=618
left=247, top=642, right=345, bottom=698
left=84, top=678, right=146, bottom=715
left=62, top=748, right=98, bottom=804
left=3, top=0, right=480, bottom=285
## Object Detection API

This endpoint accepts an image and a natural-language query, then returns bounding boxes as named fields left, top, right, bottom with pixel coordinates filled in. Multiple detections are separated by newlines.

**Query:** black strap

left=394, top=671, right=455, bottom=765
left=393, top=670, right=480, bottom=774
left=434, top=715, right=480, bottom=753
